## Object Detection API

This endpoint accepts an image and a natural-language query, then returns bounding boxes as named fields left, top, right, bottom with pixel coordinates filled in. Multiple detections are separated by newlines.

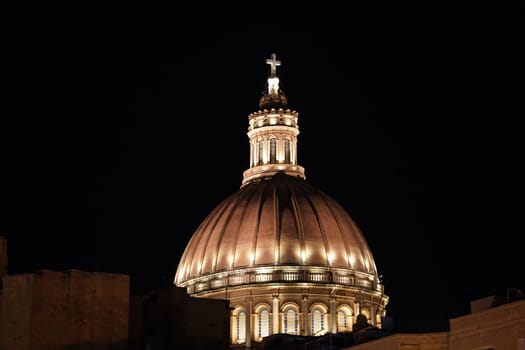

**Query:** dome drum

left=225, top=285, right=387, bottom=341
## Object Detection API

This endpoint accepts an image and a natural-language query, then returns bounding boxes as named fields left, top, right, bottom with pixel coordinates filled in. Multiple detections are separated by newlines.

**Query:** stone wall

left=0, top=269, right=129, bottom=350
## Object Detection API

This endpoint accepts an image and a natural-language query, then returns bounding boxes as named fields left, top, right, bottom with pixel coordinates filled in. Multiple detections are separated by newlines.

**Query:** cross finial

left=266, top=53, right=281, bottom=76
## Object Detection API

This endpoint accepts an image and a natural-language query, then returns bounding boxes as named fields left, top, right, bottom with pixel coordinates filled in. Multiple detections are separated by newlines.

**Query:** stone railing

left=186, top=266, right=383, bottom=295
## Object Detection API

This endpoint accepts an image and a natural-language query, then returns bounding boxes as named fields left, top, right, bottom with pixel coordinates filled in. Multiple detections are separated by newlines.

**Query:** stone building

left=0, top=268, right=130, bottom=350
left=174, top=53, right=389, bottom=348
left=448, top=295, right=525, bottom=350
left=0, top=237, right=231, bottom=350
left=346, top=295, right=525, bottom=350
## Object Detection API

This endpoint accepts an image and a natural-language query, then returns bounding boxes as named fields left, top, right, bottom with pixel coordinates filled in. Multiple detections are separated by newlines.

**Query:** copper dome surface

left=175, top=172, right=378, bottom=285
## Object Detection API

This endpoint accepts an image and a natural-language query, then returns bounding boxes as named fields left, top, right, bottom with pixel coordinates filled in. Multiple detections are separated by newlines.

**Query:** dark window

left=270, top=138, right=276, bottom=164
left=284, top=139, right=290, bottom=163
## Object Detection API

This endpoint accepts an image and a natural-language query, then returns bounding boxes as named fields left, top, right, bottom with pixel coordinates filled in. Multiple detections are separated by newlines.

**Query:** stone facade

left=449, top=298, right=525, bottom=350
left=344, top=297, right=525, bottom=350
left=0, top=237, right=230, bottom=350
left=0, top=269, right=129, bottom=350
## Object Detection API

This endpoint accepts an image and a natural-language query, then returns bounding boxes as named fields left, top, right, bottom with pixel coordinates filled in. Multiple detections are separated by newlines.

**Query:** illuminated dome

left=175, top=53, right=388, bottom=346
left=175, top=172, right=378, bottom=284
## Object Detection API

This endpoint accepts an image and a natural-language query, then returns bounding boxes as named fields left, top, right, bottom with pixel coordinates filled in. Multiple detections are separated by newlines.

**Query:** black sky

left=2, top=4, right=521, bottom=324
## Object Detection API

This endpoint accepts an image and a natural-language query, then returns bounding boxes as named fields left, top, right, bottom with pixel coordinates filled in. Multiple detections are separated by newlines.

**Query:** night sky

left=2, top=4, right=520, bottom=326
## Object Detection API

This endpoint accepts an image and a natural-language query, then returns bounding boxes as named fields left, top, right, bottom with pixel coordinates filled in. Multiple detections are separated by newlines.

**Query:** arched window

left=283, top=307, right=298, bottom=335
left=258, top=308, right=271, bottom=339
left=311, top=307, right=324, bottom=335
left=337, top=307, right=354, bottom=332
left=338, top=310, right=347, bottom=328
left=270, top=138, right=276, bottom=164
left=252, top=142, right=257, bottom=167
left=284, top=139, right=290, bottom=163
left=258, top=141, right=264, bottom=165
left=237, top=310, right=246, bottom=343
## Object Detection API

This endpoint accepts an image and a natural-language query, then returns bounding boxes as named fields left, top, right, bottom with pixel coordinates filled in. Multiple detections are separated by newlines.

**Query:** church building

left=174, top=54, right=389, bottom=348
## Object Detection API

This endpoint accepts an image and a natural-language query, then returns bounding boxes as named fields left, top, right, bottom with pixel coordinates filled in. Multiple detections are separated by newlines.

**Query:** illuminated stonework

left=175, top=53, right=389, bottom=348
left=243, top=108, right=304, bottom=185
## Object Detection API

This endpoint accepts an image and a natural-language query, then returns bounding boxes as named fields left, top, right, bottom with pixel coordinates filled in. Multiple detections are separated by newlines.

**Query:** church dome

left=175, top=172, right=378, bottom=286
left=174, top=53, right=387, bottom=342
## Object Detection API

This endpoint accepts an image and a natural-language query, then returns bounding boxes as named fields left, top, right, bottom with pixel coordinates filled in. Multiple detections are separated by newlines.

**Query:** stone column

left=246, top=297, right=252, bottom=350
left=370, top=305, right=377, bottom=326
left=272, top=291, right=280, bottom=334
left=301, top=291, right=309, bottom=335
left=329, top=295, right=337, bottom=333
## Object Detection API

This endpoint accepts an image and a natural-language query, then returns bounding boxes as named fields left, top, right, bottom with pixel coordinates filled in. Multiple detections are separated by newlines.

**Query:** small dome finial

left=266, top=53, right=281, bottom=96
left=259, top=53, right=288, bottom=109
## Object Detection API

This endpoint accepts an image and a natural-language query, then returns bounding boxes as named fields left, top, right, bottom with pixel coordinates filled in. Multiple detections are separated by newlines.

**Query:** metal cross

left=266, top=53, right=281, bottom=76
